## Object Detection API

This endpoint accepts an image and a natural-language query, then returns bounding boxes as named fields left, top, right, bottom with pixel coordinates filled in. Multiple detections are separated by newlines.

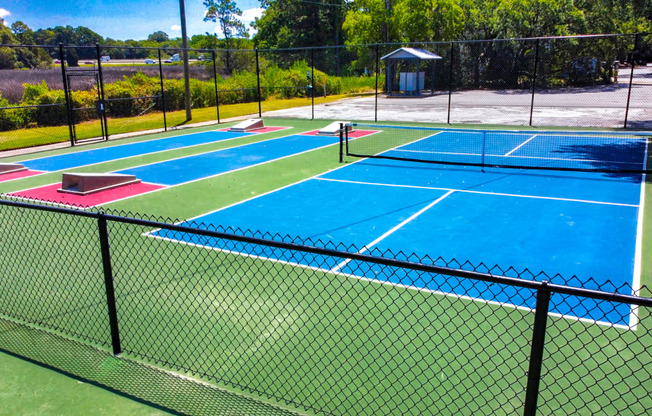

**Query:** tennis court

left=151, top=124, right=648, bottom=327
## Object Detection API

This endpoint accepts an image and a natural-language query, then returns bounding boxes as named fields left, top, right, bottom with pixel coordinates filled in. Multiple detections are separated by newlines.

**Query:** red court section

left=301, top=130, right=379, bottom=138
left=10, top=182, right=165, bottom=207
left=0, top=169, right=44, bottom=182
left=216, top=126, right=291, bottom=134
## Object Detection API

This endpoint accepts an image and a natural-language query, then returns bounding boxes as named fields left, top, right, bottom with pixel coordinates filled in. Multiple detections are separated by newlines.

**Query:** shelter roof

left=380, top=47, right=443, bottom=61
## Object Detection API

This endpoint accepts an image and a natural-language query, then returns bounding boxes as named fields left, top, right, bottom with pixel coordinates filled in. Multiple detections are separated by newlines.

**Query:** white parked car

left=144, top=59, right=155, bottom=64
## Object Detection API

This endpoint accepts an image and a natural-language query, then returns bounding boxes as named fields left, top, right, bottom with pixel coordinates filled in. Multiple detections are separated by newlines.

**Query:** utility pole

left=179, top=0, right=192, bottom=121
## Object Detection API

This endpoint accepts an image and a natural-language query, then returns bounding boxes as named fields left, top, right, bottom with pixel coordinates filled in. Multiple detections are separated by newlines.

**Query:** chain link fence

left=0, top=33, right=649, bottom=153
left=0, top=196, right=650, bottom=415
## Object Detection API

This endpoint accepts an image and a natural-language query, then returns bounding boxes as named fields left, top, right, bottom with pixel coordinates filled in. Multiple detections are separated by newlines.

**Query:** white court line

left=316, top=177, right=639, bottom=208
left=504, top=135, right=537, bottom=156
left=629, top=138, right=648, bottom=329
left=148, top=228, right=633, bottom=330
left=330, top=191, right=454, bottom=273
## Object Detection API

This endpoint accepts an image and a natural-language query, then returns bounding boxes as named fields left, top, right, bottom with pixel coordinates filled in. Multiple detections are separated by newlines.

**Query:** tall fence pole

left=97, top=213, right=122, bottom=356
left=255, top=48, right=262, bottom=118
left=311, top=48, right=315, bottom=120
left=624, top=33, right=640, bottom=129
left=447, top=42, right=454, bottom=124
left=59, top=43, right=75, bottom=146
left=212, top=50, right=220, bottom=123
left=529, top=39, right=540, bottom=127
left=157, top=49, right=168, bottom=132
left=95, top=43, right=108, bottom=140
left=523, top=282, right=551, bottom=416
left=375, top=44, right=380, bottom=123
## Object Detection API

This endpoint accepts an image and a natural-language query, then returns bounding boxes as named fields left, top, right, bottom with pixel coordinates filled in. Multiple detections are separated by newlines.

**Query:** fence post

left=529, top=39, right=540, bottom=127
left=97, top=212, right=122, bottom=356
left=157, top=49, right=167, bottom=132
left=311, top=48, right=315, bottom=120
left=212, top=50, right=220, bottom=123
left=447, top=42, right=454, bottom=124
left=624, top=33, right=639, bottom=129
left=523, top=281, right=551, bottom=416
left=375, top=44, right=380, bottom=122
left=255, top=48, right=262, bottom=118
left=59, top=43, right=75, bottom=146
left=95, top=43, right=108, bottom=140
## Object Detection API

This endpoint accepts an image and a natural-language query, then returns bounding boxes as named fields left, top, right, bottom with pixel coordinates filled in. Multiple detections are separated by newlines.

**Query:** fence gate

left=64, top=68, right=108, bottom=144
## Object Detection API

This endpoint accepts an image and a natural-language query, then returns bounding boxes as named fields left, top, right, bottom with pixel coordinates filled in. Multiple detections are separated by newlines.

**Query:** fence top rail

left=0, top=197, right=649, bottom=308
left=0, top=32, right=647, bottom=55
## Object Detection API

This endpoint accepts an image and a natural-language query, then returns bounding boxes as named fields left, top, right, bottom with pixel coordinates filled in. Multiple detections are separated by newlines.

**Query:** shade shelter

left=381, top=48, right=443, bottom=96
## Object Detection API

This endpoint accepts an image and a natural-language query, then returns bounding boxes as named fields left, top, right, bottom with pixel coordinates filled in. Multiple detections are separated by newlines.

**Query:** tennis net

left=342, top=124, right=651, bottom=173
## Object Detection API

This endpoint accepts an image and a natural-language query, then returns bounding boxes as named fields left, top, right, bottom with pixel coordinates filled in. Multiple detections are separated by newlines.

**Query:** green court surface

left=0, top=118, right=650, bottom=415
left=0, top=352, right=168, bottom=415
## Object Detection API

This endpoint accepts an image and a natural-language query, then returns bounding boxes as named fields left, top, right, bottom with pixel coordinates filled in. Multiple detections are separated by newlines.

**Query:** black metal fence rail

left=0, top=196, right=650, bottom=415
left=0, top=33, right=649, bottom=152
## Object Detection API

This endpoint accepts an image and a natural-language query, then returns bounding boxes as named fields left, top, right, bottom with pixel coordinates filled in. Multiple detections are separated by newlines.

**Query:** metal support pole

left=212, top=50, right=220, bottom=123
left=157, top=49, right=167, bottom=131
left=59, top=43, right=75, bottom=146
left=339, top=122, right=344, bottom=163
left=255, top=48, right=262, bottom=118
left=624, top=34, right=639, bottom=129
left=447, top=42, right=454, bottom=124
left=98, top=213, right=122, bottom=356
left=375, top=44, right=379, bottom=122
left=95, top=43, right=108, bottom=140
left=179, top=0, right=192, bottom=121
left=523, top=281, right=551, bottom=416
left=311, top=49, right=315, bottom=120
left=529, top=39, right=540, bottom=127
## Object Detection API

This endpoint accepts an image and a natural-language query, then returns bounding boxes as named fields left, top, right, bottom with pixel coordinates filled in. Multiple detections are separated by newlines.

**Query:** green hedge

left=0, top=62, right=376, bottom=131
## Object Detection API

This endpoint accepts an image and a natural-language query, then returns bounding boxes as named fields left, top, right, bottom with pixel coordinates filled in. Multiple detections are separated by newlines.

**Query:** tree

left=394, top=0, right=465, bottom=42
left=148, top=31, right=170, bottom=43
left=204, top=0, right=249, bottom=73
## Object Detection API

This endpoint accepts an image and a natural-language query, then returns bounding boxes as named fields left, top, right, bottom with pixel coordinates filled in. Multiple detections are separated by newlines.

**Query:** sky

left=0, top=0, right=264, bottom=40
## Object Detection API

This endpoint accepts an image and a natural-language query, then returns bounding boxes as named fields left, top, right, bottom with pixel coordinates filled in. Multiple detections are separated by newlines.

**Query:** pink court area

left=10, top=182, right=165, bottom=207
left=301, top=130, right=379, bottom=138
left=0, top=169, right=44, bottom=182
left=216, top=126, right=291, bottom=133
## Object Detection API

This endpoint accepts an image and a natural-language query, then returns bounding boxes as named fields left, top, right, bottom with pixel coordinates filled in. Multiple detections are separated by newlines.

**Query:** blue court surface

left=117, top=133, right=343, bottom=185
left=18, top=129, right=252, bottom=172
left=151, top=128, right=646, bottom=327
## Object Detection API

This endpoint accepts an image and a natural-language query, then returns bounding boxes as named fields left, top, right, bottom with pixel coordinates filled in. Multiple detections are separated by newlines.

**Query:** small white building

left=381, top=48, right=443, bottom=96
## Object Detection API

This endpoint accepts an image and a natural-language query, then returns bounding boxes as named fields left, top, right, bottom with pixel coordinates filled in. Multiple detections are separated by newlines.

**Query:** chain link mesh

left=0, top=197, right=650, bottom=415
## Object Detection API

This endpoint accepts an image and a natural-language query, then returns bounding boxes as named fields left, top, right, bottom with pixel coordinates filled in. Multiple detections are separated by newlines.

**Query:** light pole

left=179, top=0, right=192, bottom=121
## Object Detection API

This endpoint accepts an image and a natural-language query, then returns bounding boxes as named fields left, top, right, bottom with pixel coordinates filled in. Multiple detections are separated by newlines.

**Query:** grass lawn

left=0, top=119, right=649, bottom=415
left=0, top=94, right=356, bottom=151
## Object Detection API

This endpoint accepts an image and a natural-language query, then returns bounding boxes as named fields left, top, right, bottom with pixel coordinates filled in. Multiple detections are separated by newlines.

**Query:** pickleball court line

left=316, top=177, right=639, bottom=207
left=329, top=190, right=454, bottom=273
left=147, top=228, right=632, bottom=330
left=504, top=135, right=537, bottom=156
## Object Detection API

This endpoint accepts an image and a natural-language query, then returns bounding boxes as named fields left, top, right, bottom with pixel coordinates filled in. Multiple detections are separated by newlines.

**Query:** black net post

left=255, top=48, right=262, bottom=118
left=523, top=281, right=551, bottom=416
left=339, top=122, right=344, bottom=162
left=375, top=44, right=380, bottom=122
left=311, top=48, right=315, bottom=120
left=624, top=33, right=640, bottom=129
left=157, top=49, right=168, bottom=132
left=212, top=50, right=220, bottom=123
left=95, top=43, right=108, bottom=140
left=529, top=39, right=540, bottom=126
left=97, top=212, right=122, bottom=356
left=59, top=43, right=75, bottom=146
left=447, top=42, right=454, bottom=124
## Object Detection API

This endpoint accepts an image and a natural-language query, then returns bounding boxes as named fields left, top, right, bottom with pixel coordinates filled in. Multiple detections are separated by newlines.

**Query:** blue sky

left=0, top=0, right=264, bottom=40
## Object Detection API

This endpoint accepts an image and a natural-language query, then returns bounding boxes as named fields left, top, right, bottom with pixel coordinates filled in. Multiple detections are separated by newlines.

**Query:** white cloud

left=170, top=24, right=181, bottom=31
left=0, top=8, right=10, bottom=24
left=241, top=7, right=263, bottom=24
